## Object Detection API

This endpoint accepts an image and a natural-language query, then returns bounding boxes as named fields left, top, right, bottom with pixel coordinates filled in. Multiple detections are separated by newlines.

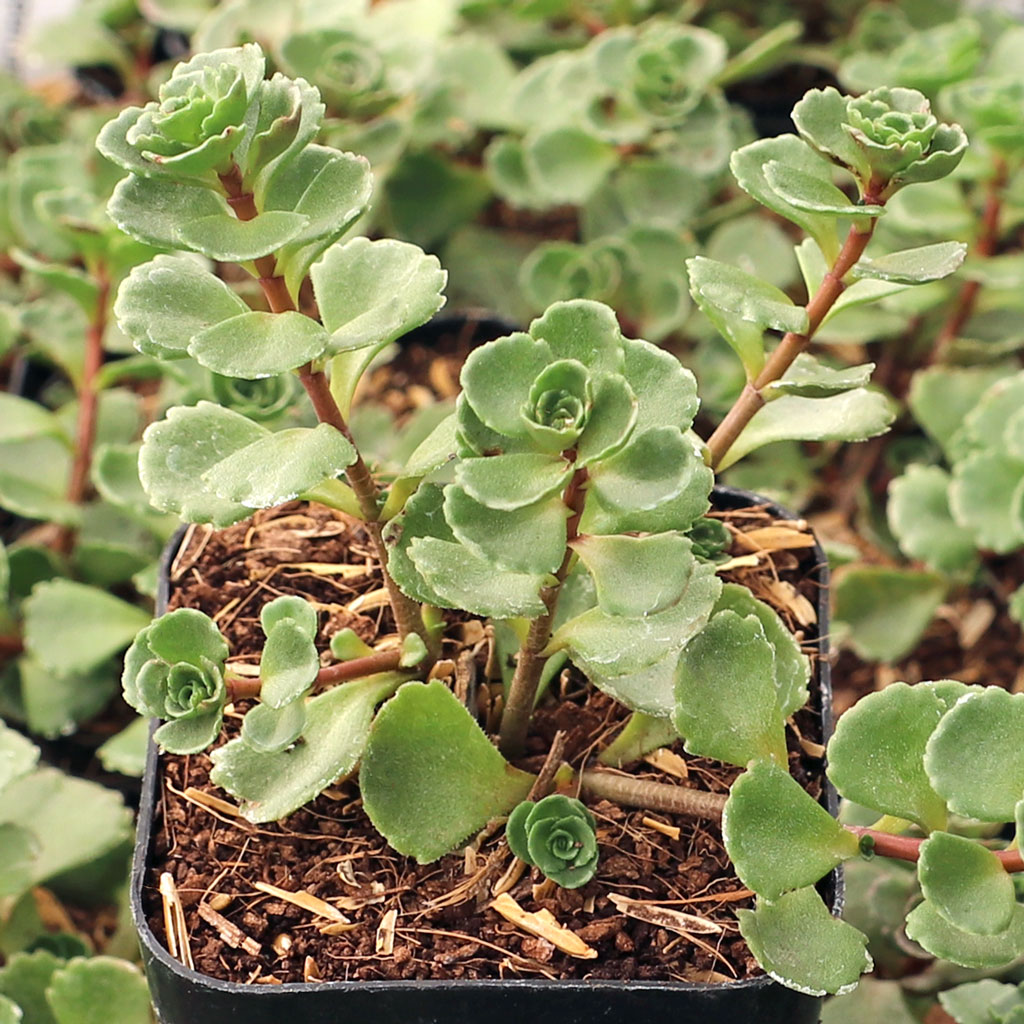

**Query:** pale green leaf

left=261, top=596, right=317, bottom=640
left=0, top=722, right=39, bottom=791
left=598, top=712, right=678, bottom=767
left=207, top=424, right=356, bottom=508
left=576, top=374, right=638, bottom=467
left=738, top=887, right=872, bottom=996
left=361, top=681, right=534, bottom=863
left=791, top=87, right=871, bottom=179
left=96, top=718, right=149, bottom=778
left=0, top=438, right=77, bottom=526
left=139, top=402, right=268, bottom=526
left=0, top=824, right=37, bottom=900
left=718, top=389, right=896, bottom=470
left=260, top=620, right=319, bottom=709
left=46, top=957, right=152, bottom=1024
left=854, top=242, right=967, bottom=284
left=919, top=831, right=1016, bottom=936
left=939, top=979, right=1024, bottom=1024
left=383, top=483, right=457, bottom=607
left=19, top=657, right=117, bottom=741
left=764, top=161, right=881, bottom=218
left=908, top=365, right=1010, bottom=457
left=673, top=612, right=787, bottom=767
left=455, top=453, right=573, bottom=512
left=905, top=901, right=1024, bottom=969
left=106, top=174, right=228, bottom=249
left=827, top=682, right=948, bottom=831
left=240, top=700, right=306, bottom=754
left=821, top=978, right=919, bottom=1024
left=888, top=465, right=978, bottom=574
left=621, top=337, right=699, bottom=434
left=724, top=759, right=860, bottom=898
left=763, top=354, right=874, bottom=401
left=0, top=951, right=61, bottom=1024
left=114, top=254, right=249, bottom=359
left=0, top=395, right=67, bottom=445
left=524, top=126, right=618, bottom=204
left=189, top=310, right=330, bottom=379
left=23, top=580, right=150, bottom=677
left=211, top=672, right=404, bottom=823
left=0, top=994, right=20, bottom=1023
left=949, top=452, right=1024, bottom=554
left=530, top=300, right=626, bottom=378
left=925, top=688, right=1024, bottom=822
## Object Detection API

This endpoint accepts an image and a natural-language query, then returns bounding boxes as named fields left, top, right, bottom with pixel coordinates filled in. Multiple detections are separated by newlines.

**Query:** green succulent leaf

left=0, top=823, right=37, bottom=900
left=384, top=483, right=457, bottom=607
left=206, top=424, right=356, bottom=509
left=189, top=310, right=330, bottom=379
left=506, top=795, right=599, bottom=889
left=0, top=395, right=68, bottom=446
left=908, top=365, right=1011, bottom=458
left=918, top=831, right=1016, bottom=937
left=0, top=722, right=39, bottom=791
left=763, top=355, right=874, bottom=401
left=211, top=672, right=404, bottom=823
left=259, top=619, right=319, bottom=708
left=718, top=389, right=895, bottom=470
left=853, top=242, right=967, bottom=284
left=738, top=886, right=872, bottom=996
left=949, top=452, right=1024, bottom=554
left=139, top=402, right=269, bottom=526
left=114, top=254, right=249, bottom=359
left=713, top=583, right=809, bottom=718
left=0, top=951, right=61, bottom=1024
left=763, top=161, right=882, bottom=218
left=443, top=485, right=567, bottom=576
left=0, top=994, right=19, bottom=1023
left=939, top=979, right=1024, bottom=1024
left=827, top=683, right=948, bottom=831
left=175, top=210, right=307, bottom=262
left=455, top=453, right=573, bottom=512
left=46, top=957, right=152, bottom=1024
left=925, top=688, right=1024, bottom=822
left=673, top=611, right=787, bottom=767
left=240, top=699, right=306, bottom=754
left=905, top=900, right=1024, bottom=969
left=888, top=466, right=978, bottom=574
left=261, top=596, right=317, bottom=640
left=145, top=607, right=228, bottom=668
left=407, top=537, right=548, bottom=618
left=23, top=580, right=150, bottom=678
left=96, top=717, right=150, bottom=778
left=531, top=301, right=628, bottom=379
left=791, top=87, right=872, bottom=180
left=524, top=126, right=618, bottom=205
left=106, top=173, right=229, bottom=249
left=598, top=712, right=679, bottom=767
left=724, top=759, right=860, bottom=899
left=361, top=680, right=534, bottom=863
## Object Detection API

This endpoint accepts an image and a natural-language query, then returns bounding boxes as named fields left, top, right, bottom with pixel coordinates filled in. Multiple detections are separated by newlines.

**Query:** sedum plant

left=107, top=43, right=977, bottom=996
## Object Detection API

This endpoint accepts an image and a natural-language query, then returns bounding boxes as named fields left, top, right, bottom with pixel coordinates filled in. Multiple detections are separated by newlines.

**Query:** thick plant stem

left=705, top=214, right=883, bottom=469
left=499, top=464, right=588, bottom=760
left=929, top=158, right=1008, bottom=366
left=847, top=825, right=1024, bottom=873
left=217, top=166, right=432, bottom=655
left=579, top=770, right=727, bottom=822
left=56, top=271, right=109, bottom=554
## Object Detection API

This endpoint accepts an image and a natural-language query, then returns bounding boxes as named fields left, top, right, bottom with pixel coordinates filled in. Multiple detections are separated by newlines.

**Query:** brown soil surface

left=144, top=500, right=829, bottom=986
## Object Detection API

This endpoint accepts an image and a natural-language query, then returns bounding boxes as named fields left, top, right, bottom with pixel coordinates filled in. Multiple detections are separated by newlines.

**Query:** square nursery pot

left=132, top=484, right=842, bottom=1024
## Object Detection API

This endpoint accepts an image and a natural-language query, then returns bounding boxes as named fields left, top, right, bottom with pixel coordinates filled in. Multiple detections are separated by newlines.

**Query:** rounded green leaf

left=791, top=87, right=872, bottom=180
left=153, top=705, right=223, bottom=755
left=384, top=483, right=457, bottom=607
left=738, top=887, right=872, bottom=996
left=529, top=300, right=626, bottom=378
left=575, top=374, right=638, bottom=467
left=176, top=210, right=308, bottom=262
left=524, top=126, right=618, bottom=204
left=853, top=242, right=967, bottom=284
left=724, top=759, right=860, bottom=899
left=45, top=956, right=152, bottom=1024
left=673, top=612, right=787, bottom=767
left=207, top=424, right=356, bottom=508
left=925, top=688, right=1024, bottom=822
left=905, top=900, right=1024, bottom=969
left=146, top=608, right=228, bottom=668
left=361, top=681, right=534, bottom=863
left=189, top=310, right=330, bottom=379
left=261, top=596, right=317, bottom=640
left=260, top=619, right=319, bottom=709
left=763, top=161, right=882, bottom=218
left=0, top=394, right=68, bottom=446
left=455, top=453, right=573, bottom=512
left=241, top=699, right=306, bottom=754
left=827, top=682, right=947, bottom=831
left=918, top=831, right=1016, bottom=936
left=949, top=451, right=1024, bottom=554
left=513, top=795, right=599, bottom=889
left=106, top=173, right=228, bottom=249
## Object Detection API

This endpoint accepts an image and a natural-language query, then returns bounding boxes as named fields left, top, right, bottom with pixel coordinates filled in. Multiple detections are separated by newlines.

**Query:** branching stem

left=705, top=208, right=884, bottom=469
left=217, top=165, right=432, bottom=655
left=846, top=825, right=1024, bottom=873
left=499, top=462, right=589, bottom=759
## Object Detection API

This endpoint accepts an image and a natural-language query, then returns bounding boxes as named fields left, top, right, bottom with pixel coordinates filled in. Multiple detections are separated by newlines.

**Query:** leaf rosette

left=506, top=794, right=599, bottom=888
left=209, top=371, right=300, bottom=423
left=122, top=609, right=229, bottom=754
left=102, top=44, right=266, bottom=178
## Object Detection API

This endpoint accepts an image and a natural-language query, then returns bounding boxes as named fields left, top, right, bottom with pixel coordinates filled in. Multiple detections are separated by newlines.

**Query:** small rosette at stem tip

left=121, top=608, right=229, bottom=755
left=506, top=794, right=600, bottom=889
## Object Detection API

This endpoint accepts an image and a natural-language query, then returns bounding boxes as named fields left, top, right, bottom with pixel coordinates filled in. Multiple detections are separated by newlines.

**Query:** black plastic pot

left=133, top=484, right=840, bottom=1024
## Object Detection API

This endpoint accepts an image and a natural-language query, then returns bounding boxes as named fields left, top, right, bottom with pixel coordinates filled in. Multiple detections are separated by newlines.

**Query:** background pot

left=133, top=484, right=841, bottom=1024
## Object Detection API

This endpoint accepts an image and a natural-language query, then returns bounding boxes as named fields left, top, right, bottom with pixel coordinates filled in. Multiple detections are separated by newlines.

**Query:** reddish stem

left=56, top=271, right=110, bottom=554
left=847, top=826, right=1024, bottom=873
left=929, top=158, right=1008, bottom=366
left=225, top=649, right=407, bottom=702
left=705, top=210, right=884, bottom=469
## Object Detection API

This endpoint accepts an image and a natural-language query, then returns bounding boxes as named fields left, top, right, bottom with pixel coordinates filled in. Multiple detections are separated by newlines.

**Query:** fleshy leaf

left=853, top=242, right=967, bottom=284
left=189, top=310, right=330, bottom=379
left=724, top=759, right=860, bottom=899
left=0, top=824, right=37, bottom=899
left=106, top=174, right=228, bottom=249
left=763, top=160, right=881, bottom=218
left=23, top=580, right=150, bottom=677
left=361, top=680, right=534, bottom=863
left=139, top=402, right=268, bottom=526
left=622, top=337, right=699, bottom=433
left=826, top=682, right=947, bottom=831
left=832, top=567, right=946, bottom=663
left=0, top=395, right=68, bottom=446
left=763, top=355, right=874, bottom=401
left=925, top=688, right=1024, bottom=822
left=46, top=957, right=152, bottom=1024
left=261, top=596, right=317, bottom=640
left=737, top=887, right=872, bottom=996
left=210, top=672, right=404, bottom=823
left=259, top=619, right=319, bottom=709
left=384, top=484, right=457, bottom=607
left=949, top=452, right=1024, bottom=554
left=905, top=901, right=1024, bottom=969
left=524, top=126, right=618, bottom=204
left=443, top=486, right=567, bottom=576
left=146, top=608, right=227, bottom=667
left=176, top=210, right=308, bottom=262
left=588, top=427, right=702, bottom=511
left=207, top=424, right=356, bottom=508
left=908, top=365, right=1009, bottom=457
left=455, top=453, right=573, bottom=512
left=598, top=712, right=679, bottom=767
left=0, top=722, right=39, bottom=791
left=713, top=583, right=810, bottom=719
left=718, top=389, right=896, bottom=470
left=888, top=465, right=978, bottom=574
left=673, top=611, right=787, bottom=766
left=791, top=87, right=871, bottom=180
left=918, top=831, right=1016, bottom=936
left=407, top=537, right=547, bottom=618
left=571, top=533, right=699, bottom=618
left=240, top=700, right=306, bottom=754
